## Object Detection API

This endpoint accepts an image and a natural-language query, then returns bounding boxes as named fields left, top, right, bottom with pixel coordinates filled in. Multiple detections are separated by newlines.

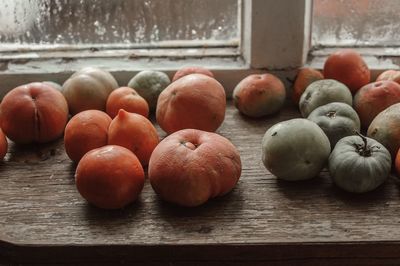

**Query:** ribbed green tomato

left=329, top=134, right=391, bottom=193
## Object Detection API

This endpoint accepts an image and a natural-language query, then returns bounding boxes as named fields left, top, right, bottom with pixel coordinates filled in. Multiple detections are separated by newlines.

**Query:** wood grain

left=1, top=102, right=400, bottom=265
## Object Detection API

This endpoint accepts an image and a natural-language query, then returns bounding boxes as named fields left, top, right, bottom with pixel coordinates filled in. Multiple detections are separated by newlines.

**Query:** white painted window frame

left=0, top=0, right=312, bottom=98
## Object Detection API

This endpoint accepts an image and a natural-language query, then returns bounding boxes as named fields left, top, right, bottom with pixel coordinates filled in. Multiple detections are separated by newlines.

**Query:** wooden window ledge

left=1, top=101, right=400, bottom=265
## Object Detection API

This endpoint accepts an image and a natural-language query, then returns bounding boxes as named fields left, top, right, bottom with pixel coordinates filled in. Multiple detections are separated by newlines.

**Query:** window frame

left=0, top=0, right=312, bottom=98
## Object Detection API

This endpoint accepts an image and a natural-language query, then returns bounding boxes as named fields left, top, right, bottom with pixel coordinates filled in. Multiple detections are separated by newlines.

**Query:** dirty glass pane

left=313, top=0, right=400, bottom=46
left=0, top=0, right=239, bottom=47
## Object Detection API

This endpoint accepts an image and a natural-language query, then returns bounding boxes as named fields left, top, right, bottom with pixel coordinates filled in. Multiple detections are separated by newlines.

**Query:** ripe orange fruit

left=376, top=70, right=400, bottom=84
left=75, top=145, right=145, bottom=209
left=156, top=74, right=226, bottom=134
left=172, top=66, right=214, bottom=82
left=292, top=68, right=323, bottom=105
left=64, top=110, right=112, bottom=163
left=0, top=129, right=8, bottom=160
left=108, top=109, right=159, bottom=166
left=0, top=82, right=69, bottom=144
left=323, top=49, right=370, bottom=94
left=354, top=81, right=400, bottom=128
left=233, top=73, right=286, bottom=117
left=149, top=129, right=241, bottom=207
left=106, top=87, right=149, bottom=118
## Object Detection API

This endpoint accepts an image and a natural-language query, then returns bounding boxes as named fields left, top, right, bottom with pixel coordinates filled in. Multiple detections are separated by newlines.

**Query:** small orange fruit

left=0, top=129, right=8, bottom=160
left=108, top=109, right=159, bottom=166
left=64, top=110, right=112, bottom=163
left=292, top=68, right=324, bottom=105
left=0, top=82, right=69, bottom=144
left=106, top=87, right=149, bottom=118
left=156, top=74, right=226, bottom=134
left=75, top=145, right=145, bottom=209
left=233, top=73, right=286, bottom=117
left=172, top=66, right=214, bottom=82
left=323, top=49, right=370, bottom=94
left=376, top=70, right=400, bottom=84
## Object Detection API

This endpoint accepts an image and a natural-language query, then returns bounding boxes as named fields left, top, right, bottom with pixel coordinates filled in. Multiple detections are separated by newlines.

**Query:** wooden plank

left=2, top=242, right=400, bottom=265
left=1, top=102, right=400, bottom=264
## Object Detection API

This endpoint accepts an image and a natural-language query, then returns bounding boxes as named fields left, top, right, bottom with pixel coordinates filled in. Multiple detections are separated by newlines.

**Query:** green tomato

left=329, top=134, right=391, bottom=193
left=262, top=118, right=331, bottom=181
left=307, top=102, right=360, bottom=148
left=299, top=79, right=352, bottom=117
left=128, top=71, right=170, bottom=111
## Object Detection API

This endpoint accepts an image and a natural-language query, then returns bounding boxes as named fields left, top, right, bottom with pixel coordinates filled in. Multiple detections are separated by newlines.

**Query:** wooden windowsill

left=1, top=101, right=400, bottom=265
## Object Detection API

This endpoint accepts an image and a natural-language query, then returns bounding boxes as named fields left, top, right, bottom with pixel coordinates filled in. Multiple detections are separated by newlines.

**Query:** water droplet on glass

left=0, top=0, right=239, bottom=46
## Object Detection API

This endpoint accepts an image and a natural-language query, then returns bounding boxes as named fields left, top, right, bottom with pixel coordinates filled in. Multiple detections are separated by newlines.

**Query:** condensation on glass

left=0, top=0, right=239, bottom=47
left=313, top=0, right=400, bottom=47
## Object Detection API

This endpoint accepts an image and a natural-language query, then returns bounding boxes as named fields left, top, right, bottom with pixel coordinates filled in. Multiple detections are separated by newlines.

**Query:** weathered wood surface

left=1, top=102, right=400, bottom=265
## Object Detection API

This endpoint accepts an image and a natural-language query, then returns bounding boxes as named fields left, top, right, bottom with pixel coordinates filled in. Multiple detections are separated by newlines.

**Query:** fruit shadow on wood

left=275, top=169, right=392, bottom=206
left=328, top=175, right=395, bottom=208
left=6, top=139, right=64, bottom=164
left=233, top=104, right=300, bottom=124
left=153, top=185, right=245, bottom=219
left=275, top=171, right=331, bottom=201
left=83, top=197, right=144, bottom=223
left=150, top=187, right=245, bottom=237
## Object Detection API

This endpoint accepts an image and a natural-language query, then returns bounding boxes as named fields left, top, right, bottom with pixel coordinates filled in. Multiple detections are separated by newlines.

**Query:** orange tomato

left=323, top=49, right=370, bottom=94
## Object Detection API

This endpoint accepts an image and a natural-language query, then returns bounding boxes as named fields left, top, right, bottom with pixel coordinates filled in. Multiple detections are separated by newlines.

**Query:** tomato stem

left=354, top=131, right=371, bottom=157
left=326, top=111, right=336, bottom=118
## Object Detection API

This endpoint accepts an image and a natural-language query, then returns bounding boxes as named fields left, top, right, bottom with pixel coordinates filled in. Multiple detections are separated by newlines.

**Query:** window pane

left=312, top=0, right=400, bottom=46
left=0, top=0, right=239, bottom=47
